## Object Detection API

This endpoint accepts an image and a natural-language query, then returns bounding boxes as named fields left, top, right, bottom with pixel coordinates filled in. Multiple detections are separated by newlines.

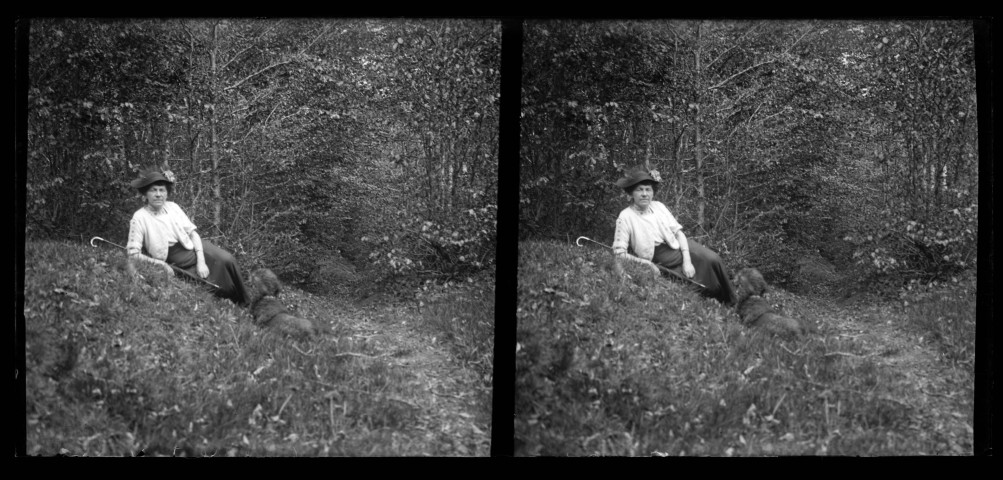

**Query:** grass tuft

left=902, top=275, right=977, bottom=369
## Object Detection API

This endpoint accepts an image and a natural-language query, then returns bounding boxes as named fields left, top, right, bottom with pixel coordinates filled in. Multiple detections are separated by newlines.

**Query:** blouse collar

left=145, top=203, right=167, bottom=215
left=631, top=204, right=651, bottom=215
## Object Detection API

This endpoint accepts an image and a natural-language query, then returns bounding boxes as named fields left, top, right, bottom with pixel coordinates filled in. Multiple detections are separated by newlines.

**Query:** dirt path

left=322, top=299, right=492, bottom=456
left=814, top=296, right=974, bottom=455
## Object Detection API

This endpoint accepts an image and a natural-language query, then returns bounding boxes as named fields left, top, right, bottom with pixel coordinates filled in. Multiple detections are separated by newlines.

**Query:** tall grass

left=515, top=241, right=968, bottom=456
left=899, top=274, right=977, bottom=413
left=24, top=240, right=487, bottom=456
left=902, top=274, right=977, bottom=370
left=419, top=276, right=495, bottom=391
left=406, top=272, right=496, bottom=440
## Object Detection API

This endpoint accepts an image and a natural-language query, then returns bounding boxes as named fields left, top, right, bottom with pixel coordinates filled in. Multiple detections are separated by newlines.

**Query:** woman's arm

left=189, top=230, right=210, bottom=278
left=128, top=251, right=175, bottom=275
left=675, top=230, right=696, bottom=278
left=615, top=252, right=662, bottom=277
left=612, top=214, right=661, bottom=277
left=126, top=217, right=174, bottom=275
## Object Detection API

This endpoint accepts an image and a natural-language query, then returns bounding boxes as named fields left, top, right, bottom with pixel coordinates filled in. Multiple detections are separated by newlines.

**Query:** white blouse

left=611, top=201, right=683, bottom=261
left=126, top=201, right=197, bottom=261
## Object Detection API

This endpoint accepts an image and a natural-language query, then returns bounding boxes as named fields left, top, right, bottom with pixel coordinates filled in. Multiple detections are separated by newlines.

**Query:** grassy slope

left=515, top=240, right=975, bottom=456
left=24, top=240, right=493, bottom=456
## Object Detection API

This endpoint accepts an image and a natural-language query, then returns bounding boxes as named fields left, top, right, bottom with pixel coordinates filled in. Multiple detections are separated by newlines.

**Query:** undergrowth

left=23, top=240, right=482, bottom=456
left=398, top=270, right=497, bottom=437
left=418, top=274, right=495, bottom=392
left=900, top=272, right=977, bottom=382
left=515, top=240, right=973, bottom=456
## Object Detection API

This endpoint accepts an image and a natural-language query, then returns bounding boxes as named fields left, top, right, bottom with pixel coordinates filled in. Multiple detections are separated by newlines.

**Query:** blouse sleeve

left=126, top=216, right=146, bottom=256
left=656, top=202, right=684, bottom=235
left=612, top=214, right=632, bottom=256
left=173, top=204, right=198, bottom=235
left=665, top=210, right=683, bottom=235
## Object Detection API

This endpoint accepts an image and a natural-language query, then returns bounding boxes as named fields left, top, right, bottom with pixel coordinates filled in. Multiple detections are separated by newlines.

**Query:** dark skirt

left=652, top=240, right=737, bottom=306
left=167, top=240, right=249, bottom=306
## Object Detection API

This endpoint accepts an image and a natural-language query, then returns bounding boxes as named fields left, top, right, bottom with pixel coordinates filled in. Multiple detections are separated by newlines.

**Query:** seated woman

left=126, top=168, right=249, bottom=306
left=611, top=166, right=737, bottom=306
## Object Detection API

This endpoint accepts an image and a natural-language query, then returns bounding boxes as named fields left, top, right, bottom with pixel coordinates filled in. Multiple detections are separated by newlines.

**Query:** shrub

left=363, top=201, right=497, bottom=279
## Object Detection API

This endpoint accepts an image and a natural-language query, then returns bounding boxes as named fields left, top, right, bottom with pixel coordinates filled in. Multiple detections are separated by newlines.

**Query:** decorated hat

left=615, top=166, right=661, bottom=191
left=130, top=168, right=175, bottom=190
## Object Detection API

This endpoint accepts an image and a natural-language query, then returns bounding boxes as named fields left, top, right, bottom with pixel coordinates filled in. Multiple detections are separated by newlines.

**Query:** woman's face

left=144, top=184, right=169, bottom=210
left=630, top=183, right=654, bottom=208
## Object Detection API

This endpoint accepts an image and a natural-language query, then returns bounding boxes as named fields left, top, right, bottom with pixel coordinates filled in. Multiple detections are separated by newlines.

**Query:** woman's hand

left=161, top=262, right=175, bottom=276
left=197, top=261, right=210, bottom=278
left=649, top=263, right=662, bottom=277
left=682, top=260, right=696, bottom=278
left=613, top=259, right=626, bottom=277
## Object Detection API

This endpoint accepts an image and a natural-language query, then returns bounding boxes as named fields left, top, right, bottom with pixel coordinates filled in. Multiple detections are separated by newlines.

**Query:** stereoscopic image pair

left=20, top=18, right=981, bottom=457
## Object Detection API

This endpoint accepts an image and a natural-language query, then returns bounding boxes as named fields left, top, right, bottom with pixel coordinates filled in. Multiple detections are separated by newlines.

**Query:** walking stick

left=575, top=236, right=707, bottom=288
left=90, top=236, right=221, bottom=289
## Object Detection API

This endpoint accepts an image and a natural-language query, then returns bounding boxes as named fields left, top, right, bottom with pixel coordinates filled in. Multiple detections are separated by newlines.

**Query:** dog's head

left=733, top=267, right=768, bottom=300
left=248, top=268, right=282, bottom=302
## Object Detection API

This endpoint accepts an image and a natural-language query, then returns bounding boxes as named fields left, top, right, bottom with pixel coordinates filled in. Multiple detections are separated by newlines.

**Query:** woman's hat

left=130, top=168, right=174, bottom=190
left=615, top=166, right=661, bottom=190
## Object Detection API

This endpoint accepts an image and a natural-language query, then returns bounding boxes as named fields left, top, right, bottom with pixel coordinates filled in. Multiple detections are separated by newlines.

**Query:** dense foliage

left=519, top=20, right=978, bottom=292
left=26, top=18, right=500, bottom=290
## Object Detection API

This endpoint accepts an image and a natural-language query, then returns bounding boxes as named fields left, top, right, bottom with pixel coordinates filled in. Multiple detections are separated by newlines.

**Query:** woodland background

left=24, top=18, right=501, bottom=294
left=519, top=19, right=980, bottom=294
left=20, top=18, right=983, bottom=309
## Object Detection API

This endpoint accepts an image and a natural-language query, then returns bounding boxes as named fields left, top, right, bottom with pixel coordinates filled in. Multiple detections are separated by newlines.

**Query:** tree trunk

left=693, top=22, right=707, bottom=231
left=211, top=22, right=222, bottom=230
left=644, top=120, right=653, bottom=172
